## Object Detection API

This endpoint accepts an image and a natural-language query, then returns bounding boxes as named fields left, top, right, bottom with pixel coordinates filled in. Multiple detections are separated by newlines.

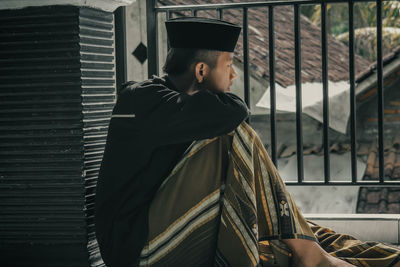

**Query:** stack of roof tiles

left=357, top=135, right=400, bottom=214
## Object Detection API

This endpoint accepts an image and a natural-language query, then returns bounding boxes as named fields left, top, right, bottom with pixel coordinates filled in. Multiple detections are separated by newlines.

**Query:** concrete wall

left=126, top=0, right=147, bottom=81
left=125, top=0, right=169, bottom=82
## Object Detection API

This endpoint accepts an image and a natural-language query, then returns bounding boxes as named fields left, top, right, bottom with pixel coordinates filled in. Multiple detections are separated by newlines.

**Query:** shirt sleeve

left=146, top=88, right=250, bottom=146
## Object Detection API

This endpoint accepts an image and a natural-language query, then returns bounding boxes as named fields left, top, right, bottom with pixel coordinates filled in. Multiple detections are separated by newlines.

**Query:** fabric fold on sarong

left=309, top=221, right=400, bottom=266
left=139, top=122, right=400, bottom=267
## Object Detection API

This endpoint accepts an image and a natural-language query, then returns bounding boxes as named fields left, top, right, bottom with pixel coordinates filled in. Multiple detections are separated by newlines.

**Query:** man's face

left=206, top=52, right=237, bottom=93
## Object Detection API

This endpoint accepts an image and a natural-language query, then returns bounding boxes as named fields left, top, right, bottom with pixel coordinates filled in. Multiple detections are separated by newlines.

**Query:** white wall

left=126, top=0, right=147, bottom=81
left=279, top=153, right=366, bottom=214
left=125, top=0, right=169, bottom=82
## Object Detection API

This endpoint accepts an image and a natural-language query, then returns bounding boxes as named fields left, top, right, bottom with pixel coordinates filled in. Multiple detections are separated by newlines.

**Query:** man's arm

left=147, top=88, right=250, bottom=145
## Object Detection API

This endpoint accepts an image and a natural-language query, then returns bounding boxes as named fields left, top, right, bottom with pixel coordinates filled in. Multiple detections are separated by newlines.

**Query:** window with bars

left=140, top=0, right=400, bottom=190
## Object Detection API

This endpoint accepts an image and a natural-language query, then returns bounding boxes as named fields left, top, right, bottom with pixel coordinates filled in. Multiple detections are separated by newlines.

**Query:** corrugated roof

left=0, top=6, right=114, bottom=266
left=159, top=0, right=370, bottom=87
left=0, top=7, right=88, bottom=265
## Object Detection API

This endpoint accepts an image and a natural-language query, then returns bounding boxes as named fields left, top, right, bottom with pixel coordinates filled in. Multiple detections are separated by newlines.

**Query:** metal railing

left=145, top=0, right=400, bottom=186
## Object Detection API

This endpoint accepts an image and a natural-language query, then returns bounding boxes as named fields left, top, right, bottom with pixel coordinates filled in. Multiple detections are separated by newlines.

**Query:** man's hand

left=283, top=238, right=355, bottom=267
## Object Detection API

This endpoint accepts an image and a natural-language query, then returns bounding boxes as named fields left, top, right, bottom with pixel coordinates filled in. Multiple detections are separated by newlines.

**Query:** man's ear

left=194, top=62, right=210, bottom=84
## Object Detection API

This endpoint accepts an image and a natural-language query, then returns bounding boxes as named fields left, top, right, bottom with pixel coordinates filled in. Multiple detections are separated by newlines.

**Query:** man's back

left=95, top=75, right=249, bottom=267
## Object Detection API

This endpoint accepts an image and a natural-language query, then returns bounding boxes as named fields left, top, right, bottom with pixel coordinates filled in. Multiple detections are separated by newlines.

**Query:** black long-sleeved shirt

left=95, top=75, right=249, bottom=267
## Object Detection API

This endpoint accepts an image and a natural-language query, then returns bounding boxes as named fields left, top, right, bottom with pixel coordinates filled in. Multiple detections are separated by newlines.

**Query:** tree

left=337, top=27, right=400, bottom=62
left=301, top=1, right=400, bottom=36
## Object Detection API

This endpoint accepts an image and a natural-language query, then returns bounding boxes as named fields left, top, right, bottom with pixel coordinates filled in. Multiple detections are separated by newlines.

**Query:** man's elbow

left=226, top=107, right=250, bottom=133
left=238, top=106, right=250, bottom=122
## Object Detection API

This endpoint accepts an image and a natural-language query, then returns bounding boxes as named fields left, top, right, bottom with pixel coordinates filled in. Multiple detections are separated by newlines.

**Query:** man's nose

left=230, top=66, right=238, bottom=80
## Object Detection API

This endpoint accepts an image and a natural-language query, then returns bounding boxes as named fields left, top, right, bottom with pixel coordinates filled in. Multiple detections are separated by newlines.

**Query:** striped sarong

left=138, top=122, right=400, bottom=266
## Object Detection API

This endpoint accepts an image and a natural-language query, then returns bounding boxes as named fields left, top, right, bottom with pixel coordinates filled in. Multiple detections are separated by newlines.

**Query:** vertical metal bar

left=269, top=6, right=277, bottom=166
left=376, top=0, right=384, bottom=182
left=217, top=8, right=223, bottom=20
left=348, top=0, right=357, bottom=183
left=321, top=2, right=330, bottom=183
left=114, top=6, right=127, bottom=94
left=146, top=0, right=158, bottom=78
left=243, top=7, right=250, bottom=123
left=166, top=11, right=171, bottom=51
left=191, top=9, right=197, bottom=17
left=294, top=4, right=304, bottom=183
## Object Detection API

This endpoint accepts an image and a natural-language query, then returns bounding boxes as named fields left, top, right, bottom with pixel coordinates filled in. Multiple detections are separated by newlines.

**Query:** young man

left=95, top=17, right=400, bottom=267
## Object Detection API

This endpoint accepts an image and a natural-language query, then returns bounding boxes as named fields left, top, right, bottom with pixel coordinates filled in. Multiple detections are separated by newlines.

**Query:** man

left=95, top=17, right=400, bottom=267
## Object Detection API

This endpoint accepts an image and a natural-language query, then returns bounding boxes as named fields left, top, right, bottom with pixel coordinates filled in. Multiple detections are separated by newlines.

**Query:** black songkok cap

left=165, top=17, right=241, bottom=52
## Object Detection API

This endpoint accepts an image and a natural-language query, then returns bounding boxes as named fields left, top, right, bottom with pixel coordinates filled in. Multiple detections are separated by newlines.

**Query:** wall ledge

left=0, top=0, right=136, bottom=11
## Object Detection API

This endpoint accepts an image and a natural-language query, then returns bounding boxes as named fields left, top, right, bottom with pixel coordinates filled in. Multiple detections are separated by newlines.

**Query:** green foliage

left=337, top=27, right=400, bottom=62
left=300, top=5, right=315, bottom=19
left=383, top=2, right=400, bottom=27
left=331, top=24, right=349, bottom=36
left=301, top=1, right=400, bottom=36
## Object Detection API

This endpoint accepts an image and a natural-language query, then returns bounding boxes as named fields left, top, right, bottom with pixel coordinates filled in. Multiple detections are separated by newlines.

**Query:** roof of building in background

left=159, top=0, right=370, bottom=88
left=356, top=45, right=400, bottom=84
left=357, top=132, right=400, bottom=214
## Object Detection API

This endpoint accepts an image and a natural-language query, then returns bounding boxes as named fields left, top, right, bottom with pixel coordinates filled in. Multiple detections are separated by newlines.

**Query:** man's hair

left=162, top=48, right=220, bottom=75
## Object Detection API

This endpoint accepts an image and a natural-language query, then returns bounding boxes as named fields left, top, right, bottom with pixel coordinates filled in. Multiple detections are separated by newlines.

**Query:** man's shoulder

left=119, top=76, right=172, bottom=96
left=114, top=76, right=183, bottom=114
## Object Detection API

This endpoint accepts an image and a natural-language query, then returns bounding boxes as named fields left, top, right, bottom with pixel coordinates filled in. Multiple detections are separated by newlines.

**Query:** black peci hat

left=165, top=17, right=241, bottom=52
